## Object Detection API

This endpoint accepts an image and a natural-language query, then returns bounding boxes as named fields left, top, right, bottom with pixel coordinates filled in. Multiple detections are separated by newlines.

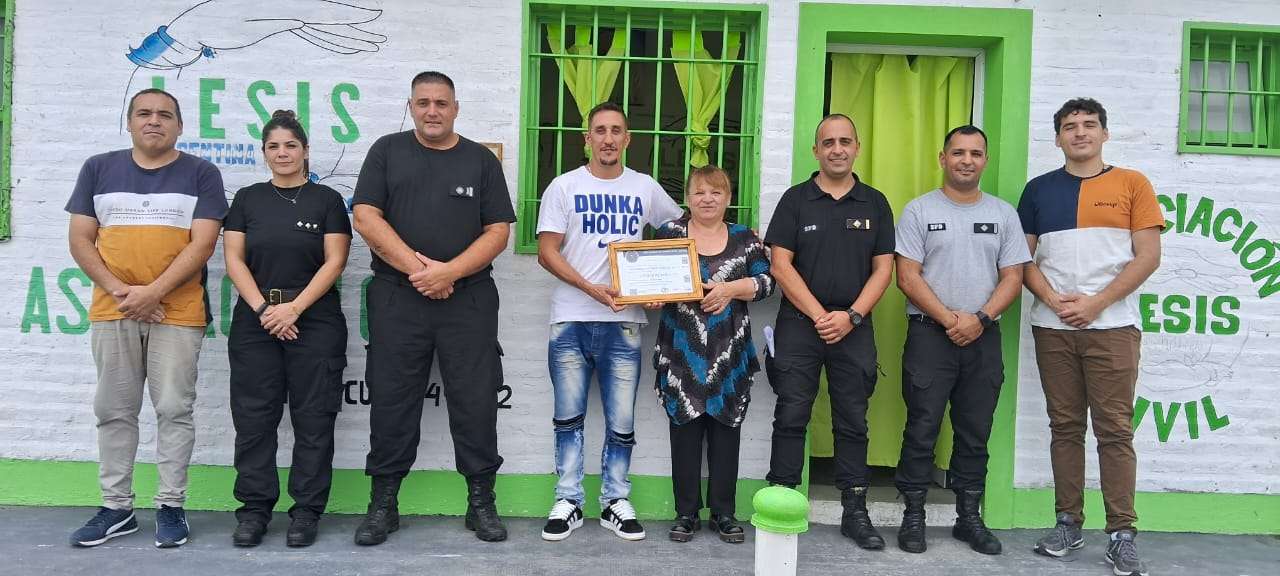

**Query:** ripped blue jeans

left=548, top=321, right=642, bottom=507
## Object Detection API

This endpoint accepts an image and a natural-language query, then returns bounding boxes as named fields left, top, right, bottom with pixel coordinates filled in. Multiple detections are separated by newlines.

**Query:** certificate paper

left=617, top=248, right=693, bottom=296
left=608, top=239, right=704, bottom=304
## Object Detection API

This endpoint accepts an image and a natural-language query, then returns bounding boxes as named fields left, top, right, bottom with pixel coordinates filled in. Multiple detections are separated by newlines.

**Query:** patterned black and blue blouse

left=653, top=217, right=775, bottom=427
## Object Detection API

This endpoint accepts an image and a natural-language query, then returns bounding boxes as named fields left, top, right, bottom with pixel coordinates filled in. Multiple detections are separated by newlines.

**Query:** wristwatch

left=975, top=310, right=994, bottom=328
left=846, top=308, right=864, bottom=328
left=254, top=301, right=270, bottom=316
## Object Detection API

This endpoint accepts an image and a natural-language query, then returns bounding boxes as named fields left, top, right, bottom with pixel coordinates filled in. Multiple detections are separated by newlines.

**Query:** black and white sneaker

left=600, top=498, right=645, bottom=541
left=541, top=499, right=583, bottom=541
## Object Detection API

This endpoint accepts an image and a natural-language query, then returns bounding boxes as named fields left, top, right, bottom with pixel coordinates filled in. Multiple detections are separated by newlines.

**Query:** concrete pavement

left=3, top=507, right=1276, bottom=576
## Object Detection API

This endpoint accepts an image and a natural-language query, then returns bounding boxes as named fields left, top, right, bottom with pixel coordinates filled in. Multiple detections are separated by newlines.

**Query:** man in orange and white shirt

left=1018, top=98, right=1162, bottom=576
left=65, top=89, right=226, bottom=549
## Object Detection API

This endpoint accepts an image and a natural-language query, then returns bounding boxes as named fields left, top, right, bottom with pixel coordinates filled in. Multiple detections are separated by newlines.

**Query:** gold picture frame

left=608, top=238, right=704, bottom=305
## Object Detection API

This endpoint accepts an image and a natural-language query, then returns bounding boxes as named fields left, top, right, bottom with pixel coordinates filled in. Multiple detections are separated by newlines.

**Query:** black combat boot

left=464, top=474, right=508, bottom=542
left=952, top=490, right=1002, bottom=555
left=231, top=518, right=267, bottom=547
left=839, top=486, right=885, bottom=550
left=354, top=475, right=401, bottom=546
left=897, top=490, right=927, bottom=553
left=286, top=514, right=319, bottom=547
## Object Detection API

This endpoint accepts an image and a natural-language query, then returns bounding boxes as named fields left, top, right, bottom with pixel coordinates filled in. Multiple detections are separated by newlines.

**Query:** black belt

left=908, top=314, right=998, bottom=328
left=780, top=301, right=859, bottom=317
left=265, top=287, right=304, bottom=305
left=376, top=272, right=491, bottom=290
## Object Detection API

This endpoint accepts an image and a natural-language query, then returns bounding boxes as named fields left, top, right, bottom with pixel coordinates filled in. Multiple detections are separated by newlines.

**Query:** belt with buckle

left=265, top=288, right=304, bottom=305
left=908, top=313, right=998, bottom=328
left=378, top=272, right=491, bottom=290
left=908, top=314, right=943, bottom=327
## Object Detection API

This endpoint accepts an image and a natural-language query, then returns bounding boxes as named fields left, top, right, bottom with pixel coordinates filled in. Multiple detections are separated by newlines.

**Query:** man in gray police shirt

left=891, top=125, right=1031, bottom=556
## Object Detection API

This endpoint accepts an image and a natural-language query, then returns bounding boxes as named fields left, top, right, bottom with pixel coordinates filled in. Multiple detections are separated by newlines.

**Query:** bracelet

left=254, top=301, right=270, bottom=316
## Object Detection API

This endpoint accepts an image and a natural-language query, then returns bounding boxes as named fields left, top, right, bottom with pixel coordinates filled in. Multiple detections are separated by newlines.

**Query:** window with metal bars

left=515, top=2, right=765, bottom=253
left=0, top=0, right=11, bottom=241
left=1180, top=22, right=1280, bottom=157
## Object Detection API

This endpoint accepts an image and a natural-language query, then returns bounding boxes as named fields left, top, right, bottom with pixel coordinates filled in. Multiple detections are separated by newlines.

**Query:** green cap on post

left=750, top=486, right=810, bottom=534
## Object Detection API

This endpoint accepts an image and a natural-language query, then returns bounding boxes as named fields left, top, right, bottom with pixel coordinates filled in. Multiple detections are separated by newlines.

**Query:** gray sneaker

left=1105, top=530, right=1149, bottom=576
left=1033, top=512, right=1084, bottom=557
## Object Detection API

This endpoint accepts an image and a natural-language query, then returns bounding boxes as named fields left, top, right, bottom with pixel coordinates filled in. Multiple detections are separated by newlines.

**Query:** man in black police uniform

left=892, top=125, right=1030, bottom=556
left=764, top=113, right=895, bottom=550
left=351, top=71, right=515, bottom=545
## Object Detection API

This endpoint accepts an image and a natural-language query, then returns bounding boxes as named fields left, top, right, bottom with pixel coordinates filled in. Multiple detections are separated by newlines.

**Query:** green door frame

left=791, top=2, right=1032, bottom=529
left=0, top=0, right=14, bottom=241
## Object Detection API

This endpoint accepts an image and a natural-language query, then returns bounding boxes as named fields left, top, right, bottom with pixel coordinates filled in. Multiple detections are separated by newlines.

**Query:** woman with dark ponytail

left=223, top=110, right=352, bottom=547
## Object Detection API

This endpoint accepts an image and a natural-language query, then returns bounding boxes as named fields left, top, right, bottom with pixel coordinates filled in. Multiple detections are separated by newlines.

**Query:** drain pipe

left=750, top=486, right=809, bottom=576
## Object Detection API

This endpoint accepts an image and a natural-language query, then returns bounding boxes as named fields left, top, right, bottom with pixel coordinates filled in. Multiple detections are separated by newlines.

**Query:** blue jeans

left=549, top=321, right=642, bottom=507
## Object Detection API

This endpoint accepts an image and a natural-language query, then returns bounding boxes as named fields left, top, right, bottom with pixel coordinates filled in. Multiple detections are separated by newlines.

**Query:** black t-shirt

left=352, top=132, right=516, bottom=281
left=224, top=181, right=353, bottom=291
left=764, top=172, right=895, bottom=312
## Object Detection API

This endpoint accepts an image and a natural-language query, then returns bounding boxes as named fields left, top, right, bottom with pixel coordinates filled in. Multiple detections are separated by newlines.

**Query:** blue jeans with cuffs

left=548, top=321, right=642, bottom=507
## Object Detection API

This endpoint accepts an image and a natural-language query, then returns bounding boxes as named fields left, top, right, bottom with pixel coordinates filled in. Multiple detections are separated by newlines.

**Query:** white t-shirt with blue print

left=537, top=166, right=684, bottom=324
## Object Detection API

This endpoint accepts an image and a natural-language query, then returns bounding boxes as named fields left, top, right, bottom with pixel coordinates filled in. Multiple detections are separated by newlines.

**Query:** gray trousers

left=91, top=320, right=204, bottom=510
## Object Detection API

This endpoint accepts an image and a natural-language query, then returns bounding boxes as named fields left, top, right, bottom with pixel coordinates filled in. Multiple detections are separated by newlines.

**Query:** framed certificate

left=608, top=238, right=704, bottom=305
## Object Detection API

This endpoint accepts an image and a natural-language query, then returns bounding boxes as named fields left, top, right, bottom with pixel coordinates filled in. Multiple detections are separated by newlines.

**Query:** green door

left=808, top=49, right=977, bottom=476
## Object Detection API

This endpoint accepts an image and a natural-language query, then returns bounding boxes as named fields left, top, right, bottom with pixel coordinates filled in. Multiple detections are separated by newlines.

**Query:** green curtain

left=672, top=31, right=740, bottom=167
left=809, top=53, right=974, bottom=471
left=547, top=25, right=627, bottom=156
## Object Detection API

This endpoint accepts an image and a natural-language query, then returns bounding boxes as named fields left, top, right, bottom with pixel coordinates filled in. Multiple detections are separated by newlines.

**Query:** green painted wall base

left=4, top=459, right=1275, bottom=534
left=1010, top=487, right=1279, bottom=535
left=0, top=459, right=768, bottom=521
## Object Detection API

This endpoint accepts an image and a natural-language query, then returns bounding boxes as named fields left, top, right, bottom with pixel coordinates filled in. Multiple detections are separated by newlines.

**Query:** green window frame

left=1179, top=22, right=1280, bottom=157
left=0, top=0, right=13, bottom=240
left=516, top=0, right=766, bottom=253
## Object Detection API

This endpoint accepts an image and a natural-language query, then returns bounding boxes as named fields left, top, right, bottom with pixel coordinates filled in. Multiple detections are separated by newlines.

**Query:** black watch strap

left=846, top=308, right=864, bottom=327
left=976, top=310, right=993, bottom=328
left=255, top=301, right=270, bottom=316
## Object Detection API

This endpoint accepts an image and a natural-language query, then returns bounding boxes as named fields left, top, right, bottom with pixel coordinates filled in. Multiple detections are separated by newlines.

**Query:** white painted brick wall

left=0, top=0, right=1275, bottom=495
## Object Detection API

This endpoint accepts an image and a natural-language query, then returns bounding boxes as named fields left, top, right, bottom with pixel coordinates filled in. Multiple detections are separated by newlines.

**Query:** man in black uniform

left=764, top=114, right=895, bottom=550
left=351, top=71, right=516, bottom=545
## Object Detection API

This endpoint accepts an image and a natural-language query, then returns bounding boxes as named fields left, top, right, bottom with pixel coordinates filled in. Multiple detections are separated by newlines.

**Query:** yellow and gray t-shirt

left=65, top=149, right=227, bottom=327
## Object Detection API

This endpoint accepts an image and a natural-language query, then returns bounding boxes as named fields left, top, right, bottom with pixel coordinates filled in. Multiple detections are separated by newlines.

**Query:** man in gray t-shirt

left=891, top=126, right=1031, bottom=557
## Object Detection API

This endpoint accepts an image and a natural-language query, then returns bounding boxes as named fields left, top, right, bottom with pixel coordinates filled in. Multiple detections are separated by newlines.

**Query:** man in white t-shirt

left=535, top=102, right=683, bottom=542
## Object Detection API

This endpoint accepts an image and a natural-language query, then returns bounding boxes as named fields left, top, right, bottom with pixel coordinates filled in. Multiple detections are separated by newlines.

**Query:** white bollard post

left=754, top=529, right=799, bottom=576
left=750, top=486, right=809, bottom=576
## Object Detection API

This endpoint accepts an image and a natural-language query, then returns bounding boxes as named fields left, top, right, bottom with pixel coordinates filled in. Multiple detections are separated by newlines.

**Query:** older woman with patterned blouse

left=649, top=165, right=774, bottom=543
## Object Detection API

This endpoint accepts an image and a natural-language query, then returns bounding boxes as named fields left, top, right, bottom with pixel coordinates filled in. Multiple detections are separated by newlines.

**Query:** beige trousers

left=91, top=320, right=204, bottom=510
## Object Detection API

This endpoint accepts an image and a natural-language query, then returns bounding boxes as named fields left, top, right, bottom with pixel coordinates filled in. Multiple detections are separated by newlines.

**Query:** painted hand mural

left=1141, top=245, right=1249, bottom=392
left=126, top=0, right=386, bottom=70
